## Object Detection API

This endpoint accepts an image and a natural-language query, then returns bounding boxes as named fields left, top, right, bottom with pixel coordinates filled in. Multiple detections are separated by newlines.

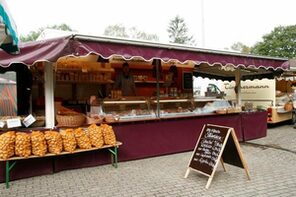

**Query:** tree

left=230, top=42, right=251, bottom=54
left=251, top=25, right=296, bottom=58
left=167, top=15, right=195, bottom=45
left=104, top=24, right=128, bottom=38
left=20, top=23, right=74, bottom=42
left=104, top=24, right=159, bottom=41
left=128, top=27, right=159, bottom=41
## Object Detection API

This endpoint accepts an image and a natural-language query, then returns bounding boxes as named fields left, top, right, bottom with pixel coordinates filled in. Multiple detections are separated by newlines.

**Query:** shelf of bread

left=56, top=59, right=114, bottom=73
left=103, top=97, right=148, bottom=104
left=194, top=97, right=223, bottom=102
left=134, top=80, right=164, bottom=84
left=103, top=100, right=148, bottom=104
left=152, top=98, right=189, bottom=103
left=55, top=71, right=113, bottom=84
left=0, top=124, right=119, bottom=161
left=57, top=67, right=114, bottom=73
left=56, top=79, right=114, bottom=84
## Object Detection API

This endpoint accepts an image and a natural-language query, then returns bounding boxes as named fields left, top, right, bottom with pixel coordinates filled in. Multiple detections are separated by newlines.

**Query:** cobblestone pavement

left=1, top=124, right=296, bottom=197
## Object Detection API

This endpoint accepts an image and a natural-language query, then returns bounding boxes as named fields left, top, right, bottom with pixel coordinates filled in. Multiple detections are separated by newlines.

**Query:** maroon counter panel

left=113, top=113, right=243, bottom=162
left=241, top=111, right=267, bottom=141
left=0, top=112, right=266, bottom=183
left=54, top=149, right=111, bottom=172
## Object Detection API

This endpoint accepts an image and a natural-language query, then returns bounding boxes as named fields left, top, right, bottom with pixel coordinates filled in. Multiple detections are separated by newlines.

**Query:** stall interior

left=1, top=53, right=273, bottom=128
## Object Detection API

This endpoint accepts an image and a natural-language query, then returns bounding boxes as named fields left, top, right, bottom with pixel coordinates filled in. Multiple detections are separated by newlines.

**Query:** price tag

left=22, top=114, right=36, bottom=127
left=0, top=121, right=5, bottom=128
left=6, top=118, right=22, bottom=128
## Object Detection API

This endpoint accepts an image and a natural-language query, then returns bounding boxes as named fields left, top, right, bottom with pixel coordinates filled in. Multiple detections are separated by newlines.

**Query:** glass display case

left=151, top=98, right=230, bottom=118
left=89, top=97, right=233, bottom=121
left=101, top=97, right=156, bottom=121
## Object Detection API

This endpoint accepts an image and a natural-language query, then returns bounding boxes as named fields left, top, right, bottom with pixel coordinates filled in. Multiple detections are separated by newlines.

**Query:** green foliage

left=167, top=15, right=195, bottom=45
left=251, top=25, right=296, bottom=58
left=104, top=24, right=128, bottom=38
left=230, top=42, right=251, bottom=54
left=128, top=27, right=159, bottom=41
left=104, top=24, right=159, bottom=41
left=20, top=23, right=74, bottom=42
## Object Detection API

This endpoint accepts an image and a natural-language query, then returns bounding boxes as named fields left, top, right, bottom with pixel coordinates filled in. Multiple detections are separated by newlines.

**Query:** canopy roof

left=0, top=34, right=289, bottom=75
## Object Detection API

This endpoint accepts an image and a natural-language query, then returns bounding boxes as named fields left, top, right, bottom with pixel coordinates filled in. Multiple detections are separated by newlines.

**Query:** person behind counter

left=114, top=62, right=136, bottom=96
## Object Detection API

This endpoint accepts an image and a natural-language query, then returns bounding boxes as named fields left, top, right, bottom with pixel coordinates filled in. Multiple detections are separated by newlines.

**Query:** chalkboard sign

left=188, top=124, right=229, bottom=176
left=182, top=72, right=193, bottom=90
left=222, top=131, right=244, bottom=168
left=185, top=124, right=250, bottom=189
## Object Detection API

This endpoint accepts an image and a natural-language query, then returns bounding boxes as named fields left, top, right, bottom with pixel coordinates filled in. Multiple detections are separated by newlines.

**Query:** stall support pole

left=44, top=62, right=55, bottom=128
left=235, top=68, right=242, bottom=106
left=6, top=161, right=17, bottom=189
left=155, top=59, right=160, bottom=118
left=108, top=146, right=118, bottom=168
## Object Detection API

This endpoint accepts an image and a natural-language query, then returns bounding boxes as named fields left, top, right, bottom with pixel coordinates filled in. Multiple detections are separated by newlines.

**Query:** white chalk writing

left=191, top=126, right=228, bottom=171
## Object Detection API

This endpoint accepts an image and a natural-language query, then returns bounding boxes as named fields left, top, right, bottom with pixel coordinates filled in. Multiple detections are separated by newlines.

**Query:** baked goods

left=101, top=124, right=116, bottom=145
left=60, top=129, right=77, bottom=153
left=44, top=131, right=63, bottom=154
left=31, top=131, right=47, bottom=156
left=0, top=131, right=16, bottom=159
left=74, top=128, right=91, bottom=149
left=87, top=124, right=104, bottom=148
left=15, top=132, right=31, bottom=158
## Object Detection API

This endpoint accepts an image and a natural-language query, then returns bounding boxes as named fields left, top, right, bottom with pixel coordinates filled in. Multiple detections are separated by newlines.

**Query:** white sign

left=6, top=118, right=22, bottom=128
left=22, top=114, right=36, bottom=127
left=221, top=79, right=276, bottom=108
left=0, top=121, right=5, bottom=128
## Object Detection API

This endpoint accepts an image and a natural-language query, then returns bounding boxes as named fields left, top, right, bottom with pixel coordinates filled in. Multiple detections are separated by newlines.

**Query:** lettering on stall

left=189, top=125, right=229, bottom=176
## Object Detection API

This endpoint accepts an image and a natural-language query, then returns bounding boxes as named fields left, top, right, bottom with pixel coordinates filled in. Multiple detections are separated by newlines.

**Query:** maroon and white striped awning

left=0, top=34, right=289, bottom=71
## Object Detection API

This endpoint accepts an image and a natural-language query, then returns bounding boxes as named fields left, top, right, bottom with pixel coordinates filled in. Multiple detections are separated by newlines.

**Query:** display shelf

left=103, top=100, right=147, bottom=104
left=152, top=98, right=189, bottom=103
left=118, top=114, right=157, bottom=120
left=134, top=80, right=164, bottom=84
left=56, top=80, right=114, bottom=84
left=57, top=67, right=114, bottom=73
left=194, top=97, right=222, bottom=102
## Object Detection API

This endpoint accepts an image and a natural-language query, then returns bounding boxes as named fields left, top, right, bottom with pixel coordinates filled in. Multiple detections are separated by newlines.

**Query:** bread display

left=15, top=132, right=31, bottom=157
left=74, top=128, right=92, bottom=149
left=44, top=131, right=63, bottom=154
left=60, top=129, right=77, bottom=153
left=101, top=124, right=116, bottom=145
left=0, top=123, right=117, bottom=160
left=0, top=131, right=16, bottom=159
left=31, top=131, right=47, bottom=156
left=87, top=124, right=104, bottom=148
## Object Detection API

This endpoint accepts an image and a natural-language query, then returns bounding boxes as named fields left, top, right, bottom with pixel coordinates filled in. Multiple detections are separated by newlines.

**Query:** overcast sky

left=6, top=0, right=296, bottom=50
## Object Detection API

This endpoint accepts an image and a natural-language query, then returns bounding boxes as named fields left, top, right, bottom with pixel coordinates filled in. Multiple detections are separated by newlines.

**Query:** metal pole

left=201, top=0, right=205, bottom=47
left=235, top=68, right=241, bottom=106
left=156, top=59, right=160, bottom=118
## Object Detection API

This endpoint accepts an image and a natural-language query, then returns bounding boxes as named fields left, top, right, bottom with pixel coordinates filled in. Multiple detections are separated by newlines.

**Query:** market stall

left=0, top=34, right=289, bottom=182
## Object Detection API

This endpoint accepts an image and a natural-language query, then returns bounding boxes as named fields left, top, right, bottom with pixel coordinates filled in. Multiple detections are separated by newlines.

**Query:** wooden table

left=0, top=141, right=122, bottom=189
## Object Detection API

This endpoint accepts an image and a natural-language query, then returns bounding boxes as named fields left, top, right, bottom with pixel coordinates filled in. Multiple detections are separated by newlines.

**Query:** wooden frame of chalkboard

left=182, top=72, right=193, bottom=90
left=184, top=124, right=250, bottom=189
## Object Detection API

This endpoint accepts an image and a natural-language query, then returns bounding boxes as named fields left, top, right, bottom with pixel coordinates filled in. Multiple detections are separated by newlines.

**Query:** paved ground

left=1, top=124, right=296, bottom=197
